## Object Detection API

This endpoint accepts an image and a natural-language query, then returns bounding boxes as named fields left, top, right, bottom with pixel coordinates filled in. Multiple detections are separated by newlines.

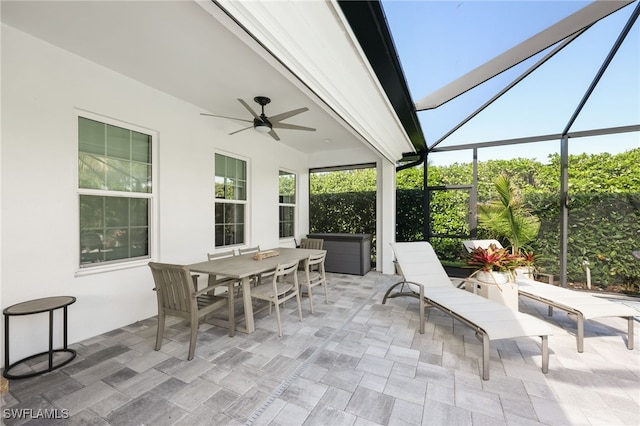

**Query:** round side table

left=3, top=296, right=77, bottom=379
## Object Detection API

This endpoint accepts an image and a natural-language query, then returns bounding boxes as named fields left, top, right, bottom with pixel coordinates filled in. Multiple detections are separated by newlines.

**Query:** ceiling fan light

left=254, top=122, right=271, bottom=133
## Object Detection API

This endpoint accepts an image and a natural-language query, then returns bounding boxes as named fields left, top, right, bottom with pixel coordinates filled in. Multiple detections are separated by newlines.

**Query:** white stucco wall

left=0, top=25, right=322, bottom=365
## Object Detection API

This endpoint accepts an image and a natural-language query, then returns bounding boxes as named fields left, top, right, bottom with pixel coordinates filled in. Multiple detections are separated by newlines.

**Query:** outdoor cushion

left=516, top=277, right=636, bottom=352
left=384, top=241, right=554, bottom=380
left=462, top=239, right=637, bottom=352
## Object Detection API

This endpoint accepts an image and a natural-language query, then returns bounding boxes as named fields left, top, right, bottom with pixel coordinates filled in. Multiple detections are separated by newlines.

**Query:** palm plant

left=478, top=174, right=540, bottom=256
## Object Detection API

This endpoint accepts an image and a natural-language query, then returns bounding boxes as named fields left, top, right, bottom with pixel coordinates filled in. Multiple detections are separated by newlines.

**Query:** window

left=215, top=153, right=247, bottom=247
left=279, top=170, right=296, bottom=239
left=78, top=116, right=153, bottom=267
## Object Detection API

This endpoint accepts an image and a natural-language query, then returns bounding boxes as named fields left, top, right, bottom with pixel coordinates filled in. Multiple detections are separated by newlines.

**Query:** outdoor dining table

left=187, top=247, right=326, bottom=334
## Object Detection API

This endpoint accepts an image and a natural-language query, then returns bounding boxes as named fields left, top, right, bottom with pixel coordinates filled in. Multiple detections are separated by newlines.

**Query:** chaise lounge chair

left=463, top=240, right=637, bottom=352
left=383, top=241, right=554, bottom=380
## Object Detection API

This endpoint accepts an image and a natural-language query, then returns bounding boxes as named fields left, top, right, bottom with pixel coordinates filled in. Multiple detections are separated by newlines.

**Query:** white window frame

left=75, top=110, right=158, bottom=275
left=278, top=168, right=297, bottom=242
left=214, top=151, right=249, bottom=250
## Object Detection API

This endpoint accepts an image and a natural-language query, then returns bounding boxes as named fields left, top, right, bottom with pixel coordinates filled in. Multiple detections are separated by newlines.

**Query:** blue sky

left=381, top=0, right=640, bottom=165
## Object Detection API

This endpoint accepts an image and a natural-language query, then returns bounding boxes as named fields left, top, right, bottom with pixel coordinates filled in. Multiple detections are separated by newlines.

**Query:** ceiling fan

left=201, top=96, right=316, bottom=141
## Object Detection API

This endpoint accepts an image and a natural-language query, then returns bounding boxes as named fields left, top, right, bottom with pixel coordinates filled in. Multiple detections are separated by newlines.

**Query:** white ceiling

left=1, top=0, right=374, bottom=155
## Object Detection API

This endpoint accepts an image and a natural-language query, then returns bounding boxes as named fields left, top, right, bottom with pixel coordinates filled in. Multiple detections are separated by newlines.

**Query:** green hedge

left=310, top=149, right=640, bottom=288
left=309, top=191, right=377, bottom=264
left=310, top=188, right=640, bottom=287
left=398, top=190, right=640, bottom=287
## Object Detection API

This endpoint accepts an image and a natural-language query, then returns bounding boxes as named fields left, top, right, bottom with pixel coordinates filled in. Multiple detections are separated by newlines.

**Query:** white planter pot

left=515, top=267, right=534, bottom=280
left=475, top=271, right=512, bottom=284
left=467, top=271, right=518, bottom=310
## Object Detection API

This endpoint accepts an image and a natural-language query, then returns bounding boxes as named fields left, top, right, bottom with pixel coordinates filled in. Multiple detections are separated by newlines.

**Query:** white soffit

left=214, top=0, right=415, bottom=163
left=2, top=1, right=371, bottom=156
left=415, top=0, right=634, bottom=111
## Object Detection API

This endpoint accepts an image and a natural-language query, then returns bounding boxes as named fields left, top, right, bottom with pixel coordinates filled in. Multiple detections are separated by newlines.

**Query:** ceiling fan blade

left=271, top=123, right=316, bottom=132
left=268, top=129, right=280, bottom=141
left=268, top=107, right=309, bottom=123
left=200, top=113, right=253, bottom=123
left=237, top=99, right=261, bottom=120
left=228, top=126, right=253, bottom=136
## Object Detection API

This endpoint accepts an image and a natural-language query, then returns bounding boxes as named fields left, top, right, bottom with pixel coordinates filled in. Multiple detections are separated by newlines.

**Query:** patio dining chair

left=298, top=251, right=328, bottom=314
left=239, top=245, right=274, bottom=285
left=250, top=259, right=303, bottom=337
left=148, top=262, right=229, bottom=360
left=300, top=238, right=324, bottom=250
left=207, top=250, right=238, bottom=289
left=239, top=246, right=260, bottom=255
left=298, top=238, right=324, bottom=271
left=205, top=250, right=242, bottom=336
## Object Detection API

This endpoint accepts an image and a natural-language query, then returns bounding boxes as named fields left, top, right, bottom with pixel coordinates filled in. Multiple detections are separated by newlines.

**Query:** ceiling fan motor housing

left=253, top=96, right=273, bottom=131
left=254, top=96, right=271, bottom=106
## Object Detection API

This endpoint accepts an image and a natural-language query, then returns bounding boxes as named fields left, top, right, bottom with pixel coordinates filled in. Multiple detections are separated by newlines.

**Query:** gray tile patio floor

left=2, top=272, right=639, bottom=426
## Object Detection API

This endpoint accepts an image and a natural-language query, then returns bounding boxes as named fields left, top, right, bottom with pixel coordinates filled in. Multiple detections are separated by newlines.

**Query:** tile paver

left=1, top=271, right=638, bottom=425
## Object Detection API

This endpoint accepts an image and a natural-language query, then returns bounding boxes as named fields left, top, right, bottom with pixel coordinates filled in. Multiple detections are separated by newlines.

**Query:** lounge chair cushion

left=462, top=239, right=637, bottom=351
left=387, top=242, right=554, bottom=380
left=517, top=278, right=637, bottom=319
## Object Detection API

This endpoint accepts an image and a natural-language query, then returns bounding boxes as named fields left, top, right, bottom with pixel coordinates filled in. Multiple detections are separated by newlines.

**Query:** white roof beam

left=415, top=0, right=634, bottom=111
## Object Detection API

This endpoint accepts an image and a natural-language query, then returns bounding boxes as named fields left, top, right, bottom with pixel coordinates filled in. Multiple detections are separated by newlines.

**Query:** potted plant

left=465, top=244, right=522, bottom=310
left=466, top=243, right=522, bottom=284
left=478, top=174, right=540, bottom=257
left=516, top=250, right=536, bottom=280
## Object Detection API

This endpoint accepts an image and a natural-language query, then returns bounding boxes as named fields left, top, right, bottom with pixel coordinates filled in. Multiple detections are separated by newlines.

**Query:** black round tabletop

left=3, top=296, right=76, bottom=316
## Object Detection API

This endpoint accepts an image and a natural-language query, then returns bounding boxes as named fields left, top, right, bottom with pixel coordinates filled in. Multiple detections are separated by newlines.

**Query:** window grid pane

left=215, top=154, right=246, bottom=201
left=215, top=154, right=247, bottom=248
left=131, top=131, right=151, bottom=163
left=215, top=201, right=245, bottom=247
left=106, top=125, right=131, bottom=160
left=279, top=206, right=295, bottom=238
left=78, top=116, right=153, bottom=268
left=79, top=118, right=106, bottom=155
left=78, top=117, right=151, bottom=194
left=80, top=195, right=150, bottom=266
left=279, top=171, right=296, bottom=238
left=279, top=171, right=296, bottom=204
left=78, top=153, right=106, bottom=190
